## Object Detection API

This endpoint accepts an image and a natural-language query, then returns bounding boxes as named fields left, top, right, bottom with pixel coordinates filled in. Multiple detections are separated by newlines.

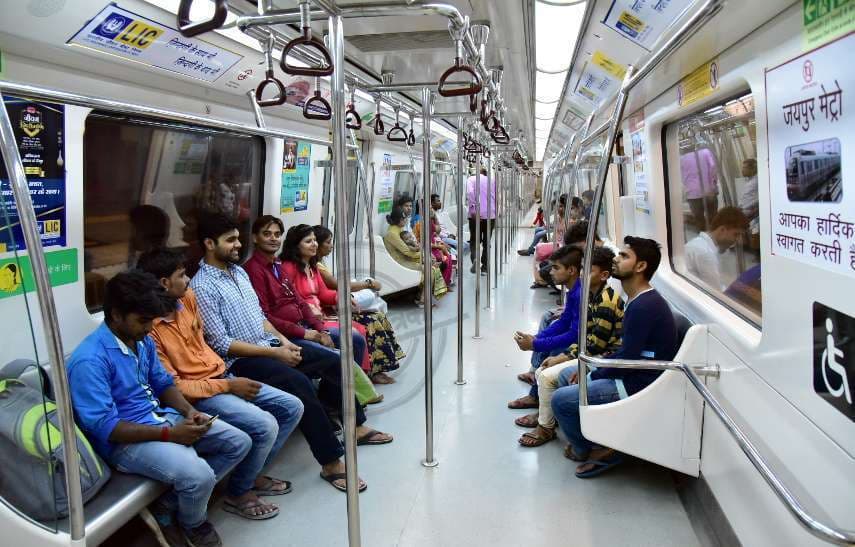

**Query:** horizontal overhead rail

left=0, top=81, right=345, bottom=147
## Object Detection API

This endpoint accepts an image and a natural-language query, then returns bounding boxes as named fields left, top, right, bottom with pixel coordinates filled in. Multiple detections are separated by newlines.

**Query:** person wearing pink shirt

left=466, top=167, right=497, bottom=274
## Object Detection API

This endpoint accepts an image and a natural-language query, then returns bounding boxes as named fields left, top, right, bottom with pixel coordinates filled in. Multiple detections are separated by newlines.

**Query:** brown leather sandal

left=518, top=426, right=556, bottom=447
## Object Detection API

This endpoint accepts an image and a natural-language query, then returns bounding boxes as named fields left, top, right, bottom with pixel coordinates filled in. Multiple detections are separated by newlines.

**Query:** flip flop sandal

left=517, top=372, right=535, bottom=385
left=519, top=428, right=556, bottom=447
left=223, top=498, right=280, bottom=520
left=251, top=476, right=292, bottom=496
left=371, top=373, right=396, bottom=385
left=319, top=472, right=367, bottom=493
left=364, top=394, right=384, bottom=405
left=575, top=455, right=625, bottom=478
left=507, top=397, right=539, bottom=409
left=514, top=413, right=539, bottom=428
left=564, top=445, right=589, bottom=462
left=357, top=430, right=393, bottom=445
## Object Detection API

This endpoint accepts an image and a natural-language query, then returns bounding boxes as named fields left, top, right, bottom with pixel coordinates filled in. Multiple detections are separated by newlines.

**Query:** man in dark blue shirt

left=552, top=236, right=678, bottom=478
left=67, top=271, right=251, bottom=547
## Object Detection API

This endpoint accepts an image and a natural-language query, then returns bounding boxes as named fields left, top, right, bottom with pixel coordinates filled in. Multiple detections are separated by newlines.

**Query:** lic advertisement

left=0, top=97, right=66, bottom=252
left=68, top=3, right=242, bottom=82
left=281, top=140, right=311, bottom=213
left=766, top=33, right=851, bottom=278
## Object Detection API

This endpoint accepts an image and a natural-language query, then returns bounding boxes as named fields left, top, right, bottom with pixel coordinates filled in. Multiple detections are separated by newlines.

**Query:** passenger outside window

left=83, top=114, right=264, bottom=313
left=665, top=92, right=762, bottom=322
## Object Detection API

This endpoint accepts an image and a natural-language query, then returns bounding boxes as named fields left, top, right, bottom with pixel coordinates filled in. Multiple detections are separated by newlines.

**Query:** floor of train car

left=103, top=226, right=703, bottom=547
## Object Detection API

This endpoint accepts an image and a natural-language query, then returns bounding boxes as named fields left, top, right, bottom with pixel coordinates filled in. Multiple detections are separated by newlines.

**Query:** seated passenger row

left=66, top=212, right=404, bottom=547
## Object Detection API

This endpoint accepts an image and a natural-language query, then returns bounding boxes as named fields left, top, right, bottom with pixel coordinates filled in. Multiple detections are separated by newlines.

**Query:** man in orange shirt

left=138, top=249, right=304, bottom=522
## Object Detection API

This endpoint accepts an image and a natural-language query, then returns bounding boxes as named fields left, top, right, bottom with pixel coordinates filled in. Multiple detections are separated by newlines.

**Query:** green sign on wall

left=0, top=248, right=78, bottom=299
left=804, top=0, right=854, bottom=48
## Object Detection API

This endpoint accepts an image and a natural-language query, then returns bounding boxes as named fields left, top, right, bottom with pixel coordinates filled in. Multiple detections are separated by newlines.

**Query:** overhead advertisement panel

left=68, top=3, right=242, bottom=82
left=573, top=51, right=627, bottom=106
left=602, top=0, right=692, bottom=51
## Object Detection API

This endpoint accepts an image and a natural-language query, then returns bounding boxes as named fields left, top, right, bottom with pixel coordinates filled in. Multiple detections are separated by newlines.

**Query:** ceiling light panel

left=535, top=1, right=587, bottom=73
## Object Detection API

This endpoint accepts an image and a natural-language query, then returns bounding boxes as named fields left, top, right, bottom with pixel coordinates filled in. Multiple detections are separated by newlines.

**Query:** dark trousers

left=688, top=195, right=718, bottom=231
left=230, top=355, right=358, bottom=466
left=468, top=217, right=493, bottom=269
left=291, top=338, right=367, bottom=426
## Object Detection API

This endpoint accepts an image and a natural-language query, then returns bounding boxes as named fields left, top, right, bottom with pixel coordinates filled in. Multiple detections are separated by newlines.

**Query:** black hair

left=581, top=190, right=595, bottom=201
left=709, top=206, right=749, bottom=231
left=624, top=235, right=662, bottom=281
left=395, top=195, right=413, bottom=207
left=549, top=245, right=583, bottom=271
left=252, top=214, right=284, bottom=235
left=197, top=211, right=239, bottom=248
left=430, top=193, right=440, bottom=201
left=591, top=246, right=615, bottom=273
left=136, top=248, right=186, bottom=281
left=564, top=220, right=589, bottom=246
left=571, top=196, right=584, bottom=209
left=386, top=206, right=406, bottom=226
left=281, top=224, right=317, bottom=268
left=558, top=194, right=567, bottom=205
left=103, top=270, right=175, bottom=323
left=312, top=224, right=333, bottom=246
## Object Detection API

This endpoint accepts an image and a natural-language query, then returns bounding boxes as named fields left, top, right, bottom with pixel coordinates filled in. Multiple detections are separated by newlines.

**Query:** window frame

left=661, top=89, right=762, bottom=329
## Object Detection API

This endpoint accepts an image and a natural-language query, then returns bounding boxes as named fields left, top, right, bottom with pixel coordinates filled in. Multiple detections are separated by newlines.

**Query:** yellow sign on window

left=677, top=58, right=720, bottom=107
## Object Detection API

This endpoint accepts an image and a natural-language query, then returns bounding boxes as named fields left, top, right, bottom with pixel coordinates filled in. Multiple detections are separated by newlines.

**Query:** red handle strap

left=469, top=94, right=478, bottom=113
left=437, top=58, right=483, bottom=98
left=479, top=99, right=491, bottom=124
left=407, top=128, right=416, bottom=146
left=255, top=71, right=287, bottom=107
left=485, top=115, right=501, bottom=133
left=281, top=28, right=334, bottom=77
left=387, top=123, right=408, bottom=142
left=345, top=104, right=362, bottom=129
left=178, top=0, right=228, bottom=37
left=303, top=90, right=332, bottom=120
left=492, top=127, right=510, bottom=144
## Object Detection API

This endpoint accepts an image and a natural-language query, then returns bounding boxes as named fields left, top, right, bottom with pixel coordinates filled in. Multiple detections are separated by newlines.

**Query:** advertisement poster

left=0, top=249, right=78, bottom=300
left=628, top=109, right=651, bottom=214
left=803, top=0, right=854, bottom=49
left=280, top=140, right=310, bottom=213
left=766, top=33, right=852, bottom=278
left=377, top=154, right=394, bottom=214
left=574, top=51, right=627, bottom=106
left=0, top=97, right=66, bottom=252
left=602, top=0, right=691, bottom=51
left=68, top=4, right=242, bottom=82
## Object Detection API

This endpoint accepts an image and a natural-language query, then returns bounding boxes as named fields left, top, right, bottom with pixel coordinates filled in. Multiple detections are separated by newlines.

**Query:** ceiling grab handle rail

left=177, top=0, right=228, bottom=37
left=303, top=77, right=333, bottom=120
left=345, top=88, right=362, bottom=129
left=387, top=107, right=408, bottom=142
left=255, top=33, right=288, bottom=107
left=281, top=0, right=335, bottom=77
left=0, top=94, right=86, bottom=541
left=437, top=18, right=483, bottom=98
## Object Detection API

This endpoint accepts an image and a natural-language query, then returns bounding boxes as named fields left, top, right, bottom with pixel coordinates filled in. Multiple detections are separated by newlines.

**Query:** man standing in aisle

left=466, top=166, right=497, bottom=274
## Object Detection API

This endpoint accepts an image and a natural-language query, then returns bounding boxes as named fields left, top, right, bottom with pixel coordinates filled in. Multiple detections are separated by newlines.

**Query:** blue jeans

left=108, top=413, right=251, bottom=530
left=326, top=326, right=366, bottom=366
left=194, top=382, right=304, bottom=497
left=551, top=365, right=620, bottom=457
left=527, top=227, right=547, bottom=253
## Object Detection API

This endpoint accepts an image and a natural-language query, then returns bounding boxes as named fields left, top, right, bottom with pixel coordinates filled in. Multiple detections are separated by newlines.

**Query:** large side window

left=83, top=113, right=265, bottom=313
left=664, top=92, right=761, bottom=324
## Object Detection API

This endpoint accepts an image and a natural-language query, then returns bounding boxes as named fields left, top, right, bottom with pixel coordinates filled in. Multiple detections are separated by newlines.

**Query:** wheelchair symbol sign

left=813, top=302, right=854, bottom=421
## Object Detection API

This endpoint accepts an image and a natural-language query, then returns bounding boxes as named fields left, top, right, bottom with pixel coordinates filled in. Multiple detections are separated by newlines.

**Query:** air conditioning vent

left=347, top=31, right=454, bottom=52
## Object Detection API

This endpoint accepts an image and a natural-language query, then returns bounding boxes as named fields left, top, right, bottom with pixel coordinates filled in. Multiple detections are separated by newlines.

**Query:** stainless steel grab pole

left=328, top=15, right=362, bottom=547
left=485, top=152, right=492, bottom=307
left=422, top=87, right=438, bottom=467
left=1, top=94, right=86, bottom=542
left=455, top=117, right=466, bottom=386
left=347, top=124, right=376, bottom=278
left=473, top=149, right=482, bottom=339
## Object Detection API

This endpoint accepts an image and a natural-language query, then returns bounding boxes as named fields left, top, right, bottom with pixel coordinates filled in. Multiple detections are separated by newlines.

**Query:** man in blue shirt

left=508, top=246, right=583, bottom=410
left=67, top=271, right=252, bottom=547
left=552, top=236, right=678, bottom=478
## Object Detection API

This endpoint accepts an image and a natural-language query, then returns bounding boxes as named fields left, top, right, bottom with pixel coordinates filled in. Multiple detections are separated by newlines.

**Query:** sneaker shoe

left=158, top=524, right=186, bottom=547
left=517, top=249, right=531, bottom=256
left=469, top=265, right=476, bottom=273
left=184, top=521, right=222, bottom=547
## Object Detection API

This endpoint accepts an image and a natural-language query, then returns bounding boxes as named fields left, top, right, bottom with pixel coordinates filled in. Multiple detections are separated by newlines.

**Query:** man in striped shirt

left=517, top=247, right=624, bottom=447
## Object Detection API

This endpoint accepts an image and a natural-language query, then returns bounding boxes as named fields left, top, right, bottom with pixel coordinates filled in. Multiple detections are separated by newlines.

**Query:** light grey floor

left=106, top=225, right=701, bottom=547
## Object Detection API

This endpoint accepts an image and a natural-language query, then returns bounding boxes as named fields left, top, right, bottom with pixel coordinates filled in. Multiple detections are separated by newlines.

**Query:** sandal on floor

left=364, top=394, right=384, bottom=405
left=517, top=371, right=535, bottom=385
left=564, top=444, right=589, bottom=462
left=357, top=429, right=393, bottom=445
left=530, top=283, right=548, bottom=289
left=223, top=498, right=279, bottom=520
left=251, top=475, right=292, bottom=496
left=507, top=396, right=538, bottom=409
left=519, top=427, right=556, bottom=447
left=514, top=413, right=539, bottom=428
left=575, top=454, right=624, bottom=478
left=320, top=472, right=367, bottom=493
left=371, top=372, right=396, bottom=385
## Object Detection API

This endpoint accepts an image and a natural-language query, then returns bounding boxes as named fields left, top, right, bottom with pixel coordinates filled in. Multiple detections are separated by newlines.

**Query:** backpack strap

left=0, top=359, right=52, bottom=397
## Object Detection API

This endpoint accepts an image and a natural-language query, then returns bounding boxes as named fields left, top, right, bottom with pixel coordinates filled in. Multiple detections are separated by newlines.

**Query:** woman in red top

left=279, top=224, right=371, bottom=373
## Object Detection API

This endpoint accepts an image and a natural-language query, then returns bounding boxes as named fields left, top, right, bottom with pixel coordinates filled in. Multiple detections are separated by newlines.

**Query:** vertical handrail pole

left=455, top=117, right=466, bottom=385
left=247, top=89, right=267, bottom=128
left=497, top=168, right=504, bottom=277
left=347, top=124, right=375, bottom=278
left=421, top=87, right=438, bottom=467
left=328, top=16, right=362, bottom=547
left=0, top=96, right=86, bottom=539
left=485, top=152, right=493, bottom=306
left=578, top=66, right=635, bottom=407
left=473, top=149, right=482, bottom=339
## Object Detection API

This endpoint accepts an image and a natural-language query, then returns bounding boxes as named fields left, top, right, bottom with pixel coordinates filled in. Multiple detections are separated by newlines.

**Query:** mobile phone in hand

left=204, top=414, right=219, bottom=426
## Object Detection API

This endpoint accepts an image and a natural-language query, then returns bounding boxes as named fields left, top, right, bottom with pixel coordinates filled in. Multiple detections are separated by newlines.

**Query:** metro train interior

left=0, top=1, right=853, bottom=546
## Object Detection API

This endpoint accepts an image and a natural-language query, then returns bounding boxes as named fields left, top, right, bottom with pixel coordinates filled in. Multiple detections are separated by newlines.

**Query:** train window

left=82, top=113, right=264, bottom=313
left=664, top=92, right=762, bottom=324
left=393, top=170, right=416, bottom=204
